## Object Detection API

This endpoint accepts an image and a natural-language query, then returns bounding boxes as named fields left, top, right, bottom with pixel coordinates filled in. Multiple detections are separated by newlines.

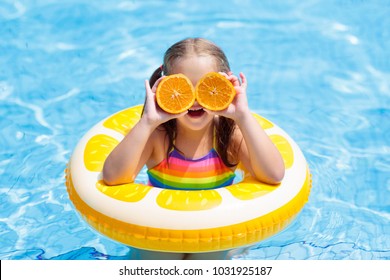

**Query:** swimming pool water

left=1, top=0, right=389, bottom=260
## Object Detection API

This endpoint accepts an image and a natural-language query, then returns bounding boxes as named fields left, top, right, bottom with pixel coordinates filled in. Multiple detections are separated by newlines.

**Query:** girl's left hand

left=205, top=72, right=250, bottom=121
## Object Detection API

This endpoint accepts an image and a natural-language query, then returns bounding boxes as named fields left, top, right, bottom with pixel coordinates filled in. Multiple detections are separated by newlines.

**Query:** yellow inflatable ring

left=66, top=105, right=311, bottom=253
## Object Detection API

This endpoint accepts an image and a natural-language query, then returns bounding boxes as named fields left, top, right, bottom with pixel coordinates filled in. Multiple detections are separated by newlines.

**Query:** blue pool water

left=1, top=0, right=389, bottom=260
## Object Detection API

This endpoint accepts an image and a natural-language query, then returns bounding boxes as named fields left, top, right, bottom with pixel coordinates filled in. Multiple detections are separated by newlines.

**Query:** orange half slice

left=156, top=74, right=195, bottom=114
left=195, top=72, right=235, bottom=111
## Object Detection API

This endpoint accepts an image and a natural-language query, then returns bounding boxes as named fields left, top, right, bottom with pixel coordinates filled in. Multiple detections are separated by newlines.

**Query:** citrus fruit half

left=195, top=72, right=236, bottom=111
left=156, top=74, right=195, bottom=114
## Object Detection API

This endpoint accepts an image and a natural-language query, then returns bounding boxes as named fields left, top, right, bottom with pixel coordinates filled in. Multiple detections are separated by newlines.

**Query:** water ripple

left=0, top=1, right=26, bottom=20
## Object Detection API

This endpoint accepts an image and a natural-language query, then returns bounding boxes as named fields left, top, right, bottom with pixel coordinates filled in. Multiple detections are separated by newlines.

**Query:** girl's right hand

left=142, top=77, right=186, bottom=128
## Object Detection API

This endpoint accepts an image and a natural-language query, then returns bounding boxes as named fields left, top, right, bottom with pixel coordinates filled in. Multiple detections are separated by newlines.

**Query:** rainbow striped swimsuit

left=147, top=148, right=236, bottom=190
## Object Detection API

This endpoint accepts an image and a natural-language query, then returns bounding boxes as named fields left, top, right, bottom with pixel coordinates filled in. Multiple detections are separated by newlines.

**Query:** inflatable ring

left=66, top=105, right=311, bottom=253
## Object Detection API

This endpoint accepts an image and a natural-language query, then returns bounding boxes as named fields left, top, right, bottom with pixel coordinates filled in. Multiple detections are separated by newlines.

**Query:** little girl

left=102, top=38, right=285, bottom=259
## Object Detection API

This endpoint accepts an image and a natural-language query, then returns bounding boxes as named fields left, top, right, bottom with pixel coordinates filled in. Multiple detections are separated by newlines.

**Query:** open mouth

left=187, top=108, right=205, bottom=117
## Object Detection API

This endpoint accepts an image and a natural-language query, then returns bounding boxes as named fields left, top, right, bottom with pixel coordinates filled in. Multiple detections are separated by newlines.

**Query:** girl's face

left=170, top=55, right=217, bottom=131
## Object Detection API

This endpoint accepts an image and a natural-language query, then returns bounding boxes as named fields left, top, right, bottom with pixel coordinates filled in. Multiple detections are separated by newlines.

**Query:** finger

left=219, top=71, right=236, bottom=80
left=218, top=71, right=229, bottom=78
left=229, top=74, right=240, bottom=87
left=144, top=80, right=159, bottom=111
left=219, top=71, right=240, bottom=87
left=144, top=80, right=154, bottom=99
left=239, top=72, right=247, bottom=88
left=151, top=76, right=166, bottom=92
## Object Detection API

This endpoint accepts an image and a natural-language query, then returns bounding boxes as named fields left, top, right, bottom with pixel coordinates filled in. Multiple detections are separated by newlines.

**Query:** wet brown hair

left=148, top=38, right=238, bottom=167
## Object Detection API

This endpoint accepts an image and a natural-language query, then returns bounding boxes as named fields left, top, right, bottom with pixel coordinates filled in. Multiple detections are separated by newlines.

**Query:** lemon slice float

left=66, top=105, right=311, bottom=252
